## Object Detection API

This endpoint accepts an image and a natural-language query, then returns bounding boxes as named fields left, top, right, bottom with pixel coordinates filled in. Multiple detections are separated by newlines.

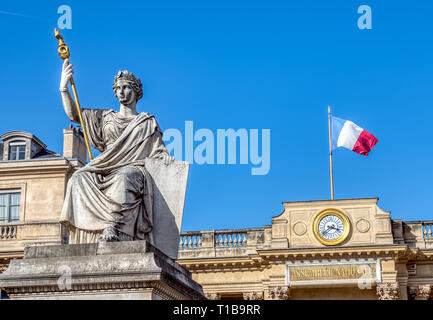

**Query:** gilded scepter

left=54, top=28, right=94, bottom=161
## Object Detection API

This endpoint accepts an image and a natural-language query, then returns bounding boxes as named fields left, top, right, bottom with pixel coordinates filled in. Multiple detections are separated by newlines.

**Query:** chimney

left=63, top=125, right=87, bottom=164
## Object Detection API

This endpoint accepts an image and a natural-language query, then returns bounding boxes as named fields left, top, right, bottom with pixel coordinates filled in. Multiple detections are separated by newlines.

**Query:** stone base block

left=0, top=241, right=205, bottom=300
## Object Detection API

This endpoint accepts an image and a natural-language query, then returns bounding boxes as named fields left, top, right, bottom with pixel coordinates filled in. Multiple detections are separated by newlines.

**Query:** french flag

left=331, top=116, right=378, bottom=156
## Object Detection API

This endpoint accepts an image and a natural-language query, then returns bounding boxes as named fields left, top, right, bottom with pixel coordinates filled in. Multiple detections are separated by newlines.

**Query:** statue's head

left=112, top=71, right=143, bottom=104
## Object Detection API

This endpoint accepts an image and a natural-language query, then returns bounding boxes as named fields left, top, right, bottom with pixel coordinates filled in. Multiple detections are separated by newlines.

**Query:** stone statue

left=59, top=59, right=174, bottom=244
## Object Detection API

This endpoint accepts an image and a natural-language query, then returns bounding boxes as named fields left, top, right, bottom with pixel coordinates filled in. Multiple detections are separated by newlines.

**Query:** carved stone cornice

left=257, top=245, right=409, bottom=262
left=266, top=286, right=290, bottom=300
left=178, top=255, right=269, bottom=273
left=409, top=285, right=432, bottom=300
left=243, top=291, right=264, bottom=300
left=376, top=282, right=400, bottom=300
left=0, top=159, right=75, bottom=176
left=412, top=249, right=433, bottom=262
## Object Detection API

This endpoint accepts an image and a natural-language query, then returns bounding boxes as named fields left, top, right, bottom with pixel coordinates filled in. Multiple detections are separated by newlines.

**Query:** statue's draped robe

left=60, top=109, right=169, bottom=243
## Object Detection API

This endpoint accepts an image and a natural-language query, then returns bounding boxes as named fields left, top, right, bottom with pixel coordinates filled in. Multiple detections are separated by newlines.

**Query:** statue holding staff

left=57, top=31, right=174, bottom=243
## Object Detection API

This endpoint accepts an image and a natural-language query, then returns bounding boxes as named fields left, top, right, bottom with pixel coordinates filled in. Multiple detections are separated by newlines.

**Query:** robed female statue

left=59, top=60, right=173, bottom=243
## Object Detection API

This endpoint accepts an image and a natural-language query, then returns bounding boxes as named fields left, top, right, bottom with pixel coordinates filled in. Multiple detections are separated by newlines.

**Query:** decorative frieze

left=243, top=291, right=264, bottom=300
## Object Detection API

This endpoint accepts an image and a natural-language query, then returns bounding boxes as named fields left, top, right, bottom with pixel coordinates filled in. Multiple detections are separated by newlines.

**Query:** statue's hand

left=60, top=59, right=74, bottom=92
left=160, top=153, right=175, bottom=166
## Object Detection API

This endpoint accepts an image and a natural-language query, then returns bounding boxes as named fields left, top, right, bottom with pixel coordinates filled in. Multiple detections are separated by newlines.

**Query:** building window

left=0, top=192, right=20, bottom=223
left=8, top=145, right=26, bottom=160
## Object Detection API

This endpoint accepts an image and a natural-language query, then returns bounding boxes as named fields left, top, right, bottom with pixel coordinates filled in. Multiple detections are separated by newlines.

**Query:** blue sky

left=1, top=0, right=432, bottom=231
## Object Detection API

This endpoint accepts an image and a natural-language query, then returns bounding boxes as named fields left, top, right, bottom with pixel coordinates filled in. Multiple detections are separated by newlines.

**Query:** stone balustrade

left=179, top=232, right=203, bottom=249
left=0, top=224, right=17, bottom=240
left=0, top=221, right=62, bottom=250
left=422, top=221, right=433, bottom=238
left=215, top=230, right=248, bottom=247
left=402, top=220, right=433, bottom=249
left=178, top=228, right=265, bottom=258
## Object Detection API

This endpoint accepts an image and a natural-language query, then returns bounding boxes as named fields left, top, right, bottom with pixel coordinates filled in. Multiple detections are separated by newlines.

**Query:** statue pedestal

left=0, top=241, right=205, bottom=300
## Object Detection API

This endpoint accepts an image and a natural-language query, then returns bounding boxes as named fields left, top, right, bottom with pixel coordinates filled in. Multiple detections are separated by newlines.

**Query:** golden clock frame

left=312, top=208, right=351, bottom=246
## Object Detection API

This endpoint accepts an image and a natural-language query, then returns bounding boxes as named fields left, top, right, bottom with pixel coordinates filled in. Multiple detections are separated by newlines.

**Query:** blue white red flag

left=331, top=116, right=378, bottom=156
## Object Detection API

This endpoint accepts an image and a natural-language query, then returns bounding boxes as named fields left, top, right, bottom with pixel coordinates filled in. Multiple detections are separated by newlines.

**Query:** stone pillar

left=63, top=126, right=87, bottom=164
left=270, top=218, right=289, bottom=248
left=201, top=231, right=215, bottom=248
left=409, top=285, right=432, bottom=300
left=376, top=282, right=400, bottom=300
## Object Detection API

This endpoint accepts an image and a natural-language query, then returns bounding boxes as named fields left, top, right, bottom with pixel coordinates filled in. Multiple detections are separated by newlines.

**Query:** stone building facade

left=0, top=128, right=85, bottom=274
left=177, top=199, right=433, bottom=300
left=0, top=129, right=432, bottom=300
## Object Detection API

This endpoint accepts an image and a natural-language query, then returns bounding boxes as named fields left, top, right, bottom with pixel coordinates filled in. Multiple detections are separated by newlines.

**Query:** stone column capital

left=409, top=285, right=432, bottom=300
left=376, top=282, right=400, bottom=300
left=266, top=285, right=290, bottom=300
left=243, top=291, right=264, bottom=300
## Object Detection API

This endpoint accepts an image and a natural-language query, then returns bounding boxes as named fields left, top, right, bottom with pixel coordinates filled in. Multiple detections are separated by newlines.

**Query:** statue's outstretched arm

left=59, top=59, right=80, bottom=123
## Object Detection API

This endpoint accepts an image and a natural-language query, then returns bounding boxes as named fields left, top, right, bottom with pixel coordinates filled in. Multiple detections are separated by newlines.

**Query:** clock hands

left=322, top=225, right=342, bottom=237
left=322, top=226, right=332, bottom=236
left=328, top=225, right=342, bottom=232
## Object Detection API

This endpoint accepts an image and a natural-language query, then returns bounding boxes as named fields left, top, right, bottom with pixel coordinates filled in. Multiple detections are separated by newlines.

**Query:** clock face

left=318, top=214, right=344, bottom=240
left=313, top=209, right=351, bottom=246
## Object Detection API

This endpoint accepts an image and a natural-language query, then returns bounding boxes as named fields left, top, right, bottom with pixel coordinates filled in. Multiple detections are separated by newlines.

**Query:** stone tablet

left=145, top=158, right=189, bottom=259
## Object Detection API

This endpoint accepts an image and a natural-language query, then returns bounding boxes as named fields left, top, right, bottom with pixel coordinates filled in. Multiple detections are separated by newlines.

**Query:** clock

left=312, top=209, right=351, bottom=246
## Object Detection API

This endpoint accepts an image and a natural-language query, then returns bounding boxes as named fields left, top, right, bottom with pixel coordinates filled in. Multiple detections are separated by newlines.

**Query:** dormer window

left=8, top=142, right=26, bottom=161
left=1, top=132, right=50, bottom=161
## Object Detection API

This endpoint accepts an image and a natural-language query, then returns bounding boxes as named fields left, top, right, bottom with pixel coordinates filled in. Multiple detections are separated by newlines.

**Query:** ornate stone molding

left=266, top=286, right=290, bottom=300
left=4, top=280, right=187, bottom=300
left=0, top=264, right=8, bottom=274
left=409, top=285, right=432, bottom=300
left=243, top=291, right=264, bottom=300
left=376, top=282, right=399, bottom=300
left=205, top=293, right=219, bottom=300
left=0, top=241, right=205, bottom=300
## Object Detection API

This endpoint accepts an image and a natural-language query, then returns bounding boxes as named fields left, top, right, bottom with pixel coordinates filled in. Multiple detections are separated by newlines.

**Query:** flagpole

left=328, top=106, right=334, bottom=200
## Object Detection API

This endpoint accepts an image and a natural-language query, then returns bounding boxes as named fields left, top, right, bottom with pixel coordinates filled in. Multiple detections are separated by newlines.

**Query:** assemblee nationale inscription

left=289, top=263, right=377, bottom=282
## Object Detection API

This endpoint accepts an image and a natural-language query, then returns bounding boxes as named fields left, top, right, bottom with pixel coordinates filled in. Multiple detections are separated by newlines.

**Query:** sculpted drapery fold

left=60, top=108, right=169, bottom=243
